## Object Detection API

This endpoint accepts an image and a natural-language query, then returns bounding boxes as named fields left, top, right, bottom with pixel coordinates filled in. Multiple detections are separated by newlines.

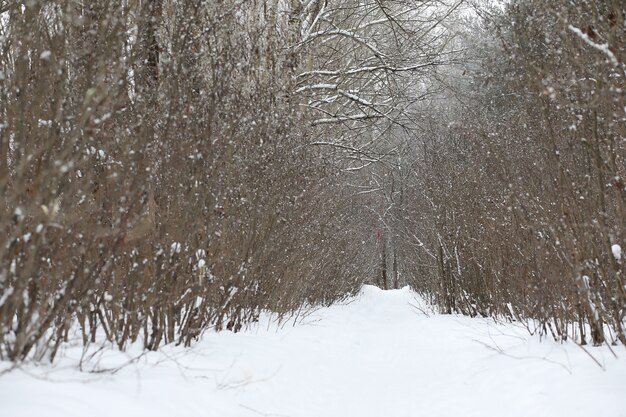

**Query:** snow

left=13, top=206, right=24, bottom=221
left=1, top=285, right=625, bottom=417
left=612, top=244, right=622, bottom=262
left=170, top=241, right=182, bottom=255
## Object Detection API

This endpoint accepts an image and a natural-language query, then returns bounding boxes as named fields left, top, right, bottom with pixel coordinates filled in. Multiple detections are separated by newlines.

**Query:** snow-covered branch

left=568, top=25, right=620, bottom=67
left=297, top=62, right=443, bottom=78
left=310, top=113, right=385, bottom=126
left=299, top=29, right=388, bottom=58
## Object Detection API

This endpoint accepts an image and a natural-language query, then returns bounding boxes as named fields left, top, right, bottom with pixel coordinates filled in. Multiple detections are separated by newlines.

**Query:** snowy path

left=2, top=286, right=625, bottom=417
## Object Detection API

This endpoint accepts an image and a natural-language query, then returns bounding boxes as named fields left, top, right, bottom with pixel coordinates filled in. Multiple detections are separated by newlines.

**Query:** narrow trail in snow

left=2, top=286, right=625, bottom=417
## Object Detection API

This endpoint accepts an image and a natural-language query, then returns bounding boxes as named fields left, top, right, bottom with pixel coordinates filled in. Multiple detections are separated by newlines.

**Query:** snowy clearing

left=1, top=285, right=625, bottom=417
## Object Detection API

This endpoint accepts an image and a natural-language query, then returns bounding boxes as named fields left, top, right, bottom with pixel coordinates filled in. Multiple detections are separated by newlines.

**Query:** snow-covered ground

left=2, top=285, right=625, bottom=417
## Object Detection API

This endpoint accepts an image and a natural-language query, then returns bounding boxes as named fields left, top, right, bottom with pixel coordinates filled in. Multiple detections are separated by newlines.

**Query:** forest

left=0, top=0, right=624, bottom=366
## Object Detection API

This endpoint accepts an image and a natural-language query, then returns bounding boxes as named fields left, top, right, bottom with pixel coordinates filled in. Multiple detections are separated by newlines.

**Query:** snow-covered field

left=1, top=285, right=625, bottom=417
